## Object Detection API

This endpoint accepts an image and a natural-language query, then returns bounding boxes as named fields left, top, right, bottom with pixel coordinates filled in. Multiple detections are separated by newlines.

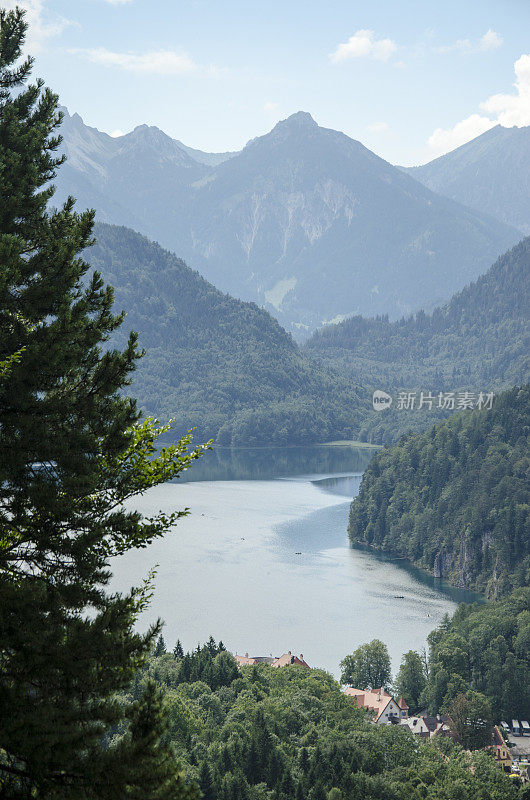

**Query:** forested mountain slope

left=86, top=223, right=364, bottom=444
left=57, top=109, right=520, bottom=335
left=307, top=237, right=530, bottom=443
left=307, top=237, right=529, bottom=387
left=404, top=124, right=530, bottom=233
left=423, top=588, right=530, bottom=721
left=348, top=385, right=530, bottom=597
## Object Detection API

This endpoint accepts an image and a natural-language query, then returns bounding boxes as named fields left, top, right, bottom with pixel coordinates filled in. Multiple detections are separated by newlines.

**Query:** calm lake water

left=111, top=445, right=479, bottom=678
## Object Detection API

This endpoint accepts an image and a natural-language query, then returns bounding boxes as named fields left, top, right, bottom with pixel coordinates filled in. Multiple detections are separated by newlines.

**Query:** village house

left=234, top=651, right=310, bottom=669
left=271, top=651, right=310, bottom=668
left=489, top=725, right=513, bottom=772
left=401, top=714, right=452, bottom=739
left=344, top=687, right=403, bottom=724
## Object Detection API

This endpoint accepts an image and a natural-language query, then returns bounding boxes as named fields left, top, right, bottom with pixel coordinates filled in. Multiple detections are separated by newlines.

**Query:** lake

left=111, top=445, right=479, bottom=678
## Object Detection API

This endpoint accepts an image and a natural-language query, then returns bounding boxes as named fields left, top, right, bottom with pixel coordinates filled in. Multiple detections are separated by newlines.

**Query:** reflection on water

left=112, top=445, right=481, bottom=677
left=174, top=444, right=376, bottom=483
left=312, top=474, right=364, bottom=498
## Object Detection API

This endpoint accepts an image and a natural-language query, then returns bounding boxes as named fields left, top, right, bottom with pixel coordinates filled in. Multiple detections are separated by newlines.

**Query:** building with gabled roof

left=489, top=725, right=513, bottom=771
left=271, top=651, right=310, bottom=668
left=234, top=650, right=309, bottom=669
left=344, top=687, right=401, bottom=724
left=397, top=697, right=409, bottom=717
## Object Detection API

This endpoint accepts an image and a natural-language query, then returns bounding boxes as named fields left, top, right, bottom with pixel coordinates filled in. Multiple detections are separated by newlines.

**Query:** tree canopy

left=340, top=640, right=392, bottom=689
left=0, top=8, right=206, bottom=797
left=349, top=385, right=530, bottom=596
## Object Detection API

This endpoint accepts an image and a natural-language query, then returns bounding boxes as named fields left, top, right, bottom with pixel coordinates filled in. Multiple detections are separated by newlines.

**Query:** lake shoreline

left=112, top=446, right=468, bottom=677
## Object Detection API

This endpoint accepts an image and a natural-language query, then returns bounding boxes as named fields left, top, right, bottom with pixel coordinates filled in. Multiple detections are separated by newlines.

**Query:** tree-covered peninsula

left=348, top=385, right=530, bottom=596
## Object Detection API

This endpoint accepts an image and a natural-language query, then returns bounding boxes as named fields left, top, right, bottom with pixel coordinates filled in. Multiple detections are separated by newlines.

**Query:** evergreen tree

left=174, top=639, right=184, bottom=659
left=199, top=762, right=215, bottom=800
left=155, top=634, right=167, bottom=657
left=0, top=8, right=207, bottom=797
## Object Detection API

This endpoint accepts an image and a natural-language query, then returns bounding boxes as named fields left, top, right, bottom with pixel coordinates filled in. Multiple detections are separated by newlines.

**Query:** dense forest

left=86, top=223, right=366, bottom=445
left=348, top=385, right=530, bottom=596
left=118, top=637, right=525, bottom=800
left=422, top=588, right=530, bottom=722
left=307, top=238, right=530, bottom=443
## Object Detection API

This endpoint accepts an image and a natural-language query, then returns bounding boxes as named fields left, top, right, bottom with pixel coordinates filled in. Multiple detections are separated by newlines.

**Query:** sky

left=4, top=0, right=530, bottom=165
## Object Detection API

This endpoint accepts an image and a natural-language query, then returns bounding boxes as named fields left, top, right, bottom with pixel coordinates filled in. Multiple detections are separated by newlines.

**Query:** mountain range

left=55, top=108, right=521, bottom=336
left=404, top=124, right=530, bottom=234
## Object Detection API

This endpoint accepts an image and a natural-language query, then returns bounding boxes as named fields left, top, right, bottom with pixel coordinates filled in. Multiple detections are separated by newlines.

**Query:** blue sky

left=6, top=0, right=530, bottom=164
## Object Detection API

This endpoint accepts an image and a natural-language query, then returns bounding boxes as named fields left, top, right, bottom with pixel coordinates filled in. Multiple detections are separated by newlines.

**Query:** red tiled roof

left=234, top=654, right=258, bottom=666
left=271, top=652, right=310, bottom=669
left=398, top=696, right=409, bottom=710
left=235, top=651, right=310, bottom=669
left=344, top=687, right=396, bottom=720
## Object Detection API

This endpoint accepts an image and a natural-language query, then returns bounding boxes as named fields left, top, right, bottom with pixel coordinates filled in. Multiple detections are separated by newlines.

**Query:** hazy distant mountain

left=55, top=107, right=209, bottom=235
left=173, top=141, right=237, bottom=166
left=57, top=109, right=520, bottom=335
left=404, top=125, right=530, bottom=234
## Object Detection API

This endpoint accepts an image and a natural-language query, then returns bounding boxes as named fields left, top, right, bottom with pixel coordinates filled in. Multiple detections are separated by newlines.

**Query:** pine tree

left=0, top=8, right=207, bottom=797
left=154, top=634, right=167, bottom=657
left=174, top=639, right=184, bottom=659
left=199, top=762, right=215, bottom=800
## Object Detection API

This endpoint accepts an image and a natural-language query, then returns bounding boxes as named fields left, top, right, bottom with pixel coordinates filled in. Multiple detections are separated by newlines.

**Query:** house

left=489, top=725, right=513, bottom=772
left=234, top=653, right=276, bottom=667
left=400, top=715, right=432, bottom=739
left=400, top=714, right=452, bottom=739
left=234, top=653, right=259, bottom=667
left=397, top=697, right=409, bottom=718
left=271, top=651, right=310, bottom=668
left=344, top=687, right=402, bottom=724
left=234, top=651, right=309, bottom=669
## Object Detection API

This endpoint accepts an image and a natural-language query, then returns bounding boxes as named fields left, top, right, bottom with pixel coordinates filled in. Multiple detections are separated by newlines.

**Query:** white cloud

left=367, top=121, right=389, bottom=133
left=426, top=53, right=530, bottom=158
left=110, top=129, right=125, bottom=137
left=263, top=101, right=279, bottom=113
left=427, top=114, right=496, bottom=158
left=103, top=0, right=132, bottom=4
left=480, top=29, right=503, bottom=51
left=3, top=0, right=71, bottom=52
left=437, top=29, right=503, bottom=54
left=480, top=53, right=530, bottom=126
left=330, top=30, right=397, bottom=63
left=70, top=47, right=196, bottom=74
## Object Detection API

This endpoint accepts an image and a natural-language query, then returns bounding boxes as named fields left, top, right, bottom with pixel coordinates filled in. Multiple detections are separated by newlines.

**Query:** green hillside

left=86, top=223, right=364, bottom=445
left=423, top=588, right=530, bottom=721
left=348, top=385, right=530, bottom=597
left=307, top=238, right=530, bottom=443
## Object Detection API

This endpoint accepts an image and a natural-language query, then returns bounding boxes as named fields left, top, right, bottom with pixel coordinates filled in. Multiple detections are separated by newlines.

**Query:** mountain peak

left=275, top=111, right=318, bottom=131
